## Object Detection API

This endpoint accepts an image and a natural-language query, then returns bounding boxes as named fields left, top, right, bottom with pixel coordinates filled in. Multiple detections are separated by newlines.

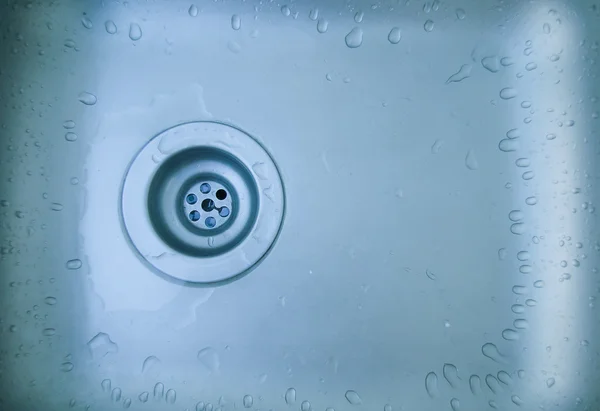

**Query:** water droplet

left=521, top=101, right=532, bottom=108
left=446, top=64, right=472, bottom=84
left=425, top=372, right=439, bottom=398
left=450, top=398, right=460, bottom=411
left=196, top=401, right=206, bottom=411
left=482, top=343, right=503, bottom=362
left=101, top=379, right=111, bottom=392
left=425, top=269, right=437, bottom=280
left=500, top=87, right=517, bottom=100
left=485, top=374, right=501, bottom=394
left=65, top=259, right=82, bottom=270
left=123, top=398, right=132, bottom=408
left=525, top=62, right=538, bottom=71
left=469, top=375, right=481, bottom=396
left=153, top=382, right=164, bottom=399
left=63, top=120, right=76, bottom=129
left=301, top=401, right=311, bottom=411
left=424, top=20, right=434, bottom=32
left=87, top=332, right=118, bottom=359
left=502, top=329, right=519, bottom=341
left=243, top=395, right=253, bottom=408
left=515, top=158, right=530, bottom=167
left=139, top=392, right=149, bottom=402
left=142, top=355, right=161, bottom=375
left=511, top=395, right=523, bottom=406
left=345, top=27, right=363, bottom=48
left=197, top=347, right=220, bottom=372
left=189, top=4, right=199, bottom=17
left=317, top=19, right=329, bottom=33
left=383, top=405, right=392, bottom=411
left=82, top=16, right=93, bottom=29
left=61, top=362, right=74, bottom=372
left=443, top=363, right=459, bottom=387
left=481, top=56, right=500, bottom=73
left=44, top=296, right=57, bottom=305
left=166, top=389, right=176, bottom=404
left=345, top=390, right=361, bottom=405
left=42, top=328, right=56, bottom=336
left=281, top=5, right=291, bottom=17
left=533, top=280, right=544, bottom=288
left=498, top=248, right=507, bottom=260
left=78, top=92, right=97, bottom=106
left=455, top=8, right=466, bottom=19
left=522, top=171, right=535, bottom=180
left=465, top=149, right=479, bottom=170
left=354, top=10, right=364, bottom=23
left=231, top=14, right=241, bottom=30
left=431, top=139, right=443, bottom=154
left=285, top=388, right=296, bottom=404
left=498, top=138, right=519, bottom=152
left=509, top=210, right=524, bottom=221
left=64, top=130, right=79, bottom=142
left=64, top=39, right=76, bottom=48
left=309, top=8, right=319, bottom=21
left=525, top=196, right=538, bottom=206
left=111, top=387, right=122, bottom=402
left=128, top=23, right=143, bottom=41
left=543, top=23, right=551, bottom=33
left=546, top=377, right=555, bottom=387
left=510, top=223, right=525, bottom=235
left=506, top=128, right=520, bottom=139
left=501, top=56, right=514, bottom=66
left=105, top=20, right=117, bottom=34
left=388, top=27, right=401, bottom=44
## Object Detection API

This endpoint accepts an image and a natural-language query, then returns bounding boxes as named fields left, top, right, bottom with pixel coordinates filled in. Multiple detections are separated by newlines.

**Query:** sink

left=1, top=0, right=599, bottom=410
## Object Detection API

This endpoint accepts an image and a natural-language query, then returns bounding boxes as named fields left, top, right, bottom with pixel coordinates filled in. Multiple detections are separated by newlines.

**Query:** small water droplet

left=87, top=332, right=118, bottom=359
left=189, top=4, right=199, bottom=17
left=425, top=372, right=439, bottom=397
left=281, top=5, right=291, bottom=16
left=446, top=64, right=472, bottom=84
left=309, top=8, right=319, bottom=21
left=123, top=398, right=132, bottom=408
left=515, top=158, right=530, bottom=167
left=498, top=138, right=519, bottom=152
left=481, top=56, right=500, bottom=73
left=500, top=87, right=517, bottom=99
left=197, top=347, right=220, bottom=372
left=61, top=362, right=74, bottom=372
left=142, top=355, right=161, bottom=375
left=252, top=162, right=268, bottom=180
left=354, top=11, right=364, bottom=23
left=443, top=363, right=459, bottom=387
left=42, top=328, right=56, bottom=336
left=522, top=171, right=535, bottom=180
left=533, top=280, right=544, bottom=288
left=424, top=19, right=434, bottom=32
left=301, top=401, right=311, bottom=411
left=139, top=392, right=149, bottom=403
left=153, top=382, right=164, bottom=399
left=166, top=389, right=176, bottom=404
left=387, top=27, right=401, bottom=44
left=525, top=62, right=538, bottom=71
left=465, top=149, right=479, bottom=170
left=543, top=22, right=551, bottom=33
left=509, top=210, right=524, bottom=221
left=44, top=296, right=57, bottom=305
left=345, top=27, right=363, bottom=48
left=425, top=269, right=437, bottom=280
left=502, top=329, right=519, bottom=341
left=525, top=196, right=537, bottom=206
left=101, top=379, right=111, bottom=392
left=243, top=395, right=253, bottom=408
left=482, top=343, right=503, bottom=362
left=78, top=92, right=97, bottom=106
left=317, top=19, right=329, bottom=33
left=511, top=395, right=523, bottom=406
left=498, top=248, right=507, bottom=260
left=469, top=375, right=481, bottom=396
left=105, top=20, right=117, bottom=34
left=65, top=259, right=82, bottom=270
left=510, top=223, right=525, bottom=235
left=345, top=390, right=361, bottom=405
left=546, top=377, right=555, bottom=387
left=111, top=387, right=122, bottom=402
left=82, top=16, right=93, bottom=29
left=450, top=398, right=460, bottom=411
left=285, top=388, right=296, bottom=405
left=431, top=139, right=443, bottom=154
left=64, top=39, right=76, bottom=48
left=383, top=405, right=392, bottom=411
left=65, top=131, right=79, bottom=142
left=129, top=23, right=142, bottom=41
left=63, top=120, right=76, bottom=129
left=455, top=8, right=466, bottom=19
left=231, top=14, right=241, bottom=30
left=196, top=401, right=206, bottom=411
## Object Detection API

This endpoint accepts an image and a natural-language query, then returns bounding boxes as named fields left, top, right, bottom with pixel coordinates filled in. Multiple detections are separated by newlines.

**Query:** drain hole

left=200, top=183, right=211, bottom=194
left=186, top=193, right=198, bottom=205
left=216, top=189, right=227, bottom=200
left=189, top=210, right=201, bottom=222
left=205, top=216, right=216, bottom=228
left=201, top=198, right=215, bottom=212
left=219, top=207, right=230, bottom=217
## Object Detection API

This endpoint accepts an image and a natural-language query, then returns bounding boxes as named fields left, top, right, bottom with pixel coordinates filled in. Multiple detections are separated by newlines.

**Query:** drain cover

left=121, top=121, right=285, bottom=284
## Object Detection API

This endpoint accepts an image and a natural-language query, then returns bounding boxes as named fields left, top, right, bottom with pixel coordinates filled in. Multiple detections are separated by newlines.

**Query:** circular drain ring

left=121, top=121, right=285, bottom=284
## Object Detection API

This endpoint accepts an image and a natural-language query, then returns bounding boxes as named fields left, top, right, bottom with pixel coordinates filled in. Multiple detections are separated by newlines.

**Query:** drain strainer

left=121, top=121, right=285, bottom=284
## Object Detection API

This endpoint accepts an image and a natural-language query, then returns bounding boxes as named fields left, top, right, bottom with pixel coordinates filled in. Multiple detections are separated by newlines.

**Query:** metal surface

left=1, top=0, right=600, bottom=410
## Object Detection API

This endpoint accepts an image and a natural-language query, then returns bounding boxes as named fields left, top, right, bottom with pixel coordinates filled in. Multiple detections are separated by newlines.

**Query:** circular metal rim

left=120, top=121, right=285, bottom=284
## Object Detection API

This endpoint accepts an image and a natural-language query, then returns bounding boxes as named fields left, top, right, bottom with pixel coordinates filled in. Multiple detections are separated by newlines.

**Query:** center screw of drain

left=183, top=181, right=232, bottom=229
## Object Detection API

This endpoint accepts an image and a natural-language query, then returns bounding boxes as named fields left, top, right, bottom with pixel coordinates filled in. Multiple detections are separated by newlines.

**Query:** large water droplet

left=66, top=259, right=82, bottom=269
left=425, top=372, right=439, bottom=397
left=482, top=343, right=503, bottom=362
left=231, top=15, right=241, bottom=30
left=481, top=56, right=500, bottom=73
left=111, top=388, right=122, bottom=402
left=443, top=363, right=459, bottom=387
left=500, top=87, right=517, bottom=99
left=81, top=16, right=93, bottom=29
left=465, top=150, right=479, bottom=170
left=515, top=158, right=530, bottom=167
left=469, top=375, right=481, bottom=396
left=317, top=18, right=329, bottom=33
left=281, top=5, right=291, bottom=16
left=509, top=210, right=524, bottom=221
left=345, top=390, right=361, bottom=405
left=78, top=92, right=97, bottom=106
left=446, top=64, right=472, bottom=84
left=450, top=398, right=460, bottom=411
left=502, top=329, right=519, bottom=341
left=498, top=138, right=519, bottom=152
left=87, top=332, right=118, bottom=359
left=243, top=395, right=253, bottom=408
left=285, top=388, right=296, bottom=404
left=197, top=347, right=220, bottom=372
left=189, top=4, right=199, bottom=17
left=105, top=20, right=117, bottom=34
left=142, top=355, right=161, bottom=375
left=101, top=379, right=111, bottom=392
left=166, top=389, right=176, bottom=404
left=129, top=23, right=142, bottom=41
left=388, top=27, right=401, bottom=44
left=510, top=223, right=525, bottom=235
left=485, top=374, right=501, bottom=394
left=309, top=8, right=319, bottom=21
left=139, top=392, right=149, bottom=402
left=153, top=382, right=164, bottom=399
left=345, top=28, right=363, bottom=48
left=424, top=20, right=434, bottom=32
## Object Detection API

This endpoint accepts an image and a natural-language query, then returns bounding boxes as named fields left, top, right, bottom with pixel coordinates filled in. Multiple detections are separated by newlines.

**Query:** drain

left=121, top=121, right=285, bottom=284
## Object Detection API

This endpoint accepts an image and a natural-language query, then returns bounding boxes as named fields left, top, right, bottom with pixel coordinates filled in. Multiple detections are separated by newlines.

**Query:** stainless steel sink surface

left=1, top=0, right=599, bottom=410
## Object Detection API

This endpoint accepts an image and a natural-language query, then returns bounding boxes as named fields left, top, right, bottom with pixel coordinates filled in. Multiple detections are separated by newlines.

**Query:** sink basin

left=1, top=0, right=599, bottom=410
